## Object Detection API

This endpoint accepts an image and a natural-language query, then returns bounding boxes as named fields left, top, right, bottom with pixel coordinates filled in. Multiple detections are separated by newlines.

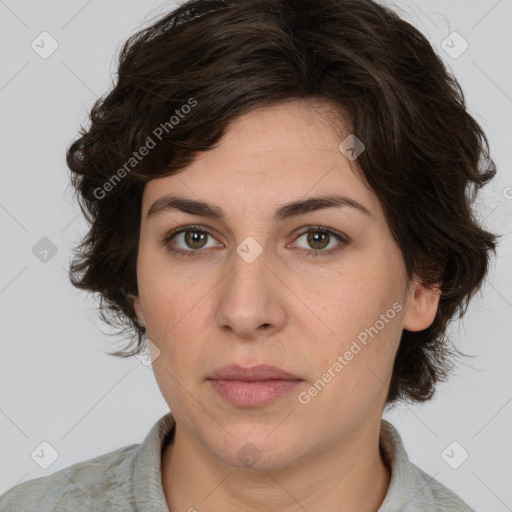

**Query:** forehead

left=142, top=99, right=379, bottom=220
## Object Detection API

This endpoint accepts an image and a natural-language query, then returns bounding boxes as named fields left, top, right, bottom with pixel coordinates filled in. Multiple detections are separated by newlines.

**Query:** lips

left=207, top=364, right=303, bottom=407
left=207, top=364, right=302, bottom=382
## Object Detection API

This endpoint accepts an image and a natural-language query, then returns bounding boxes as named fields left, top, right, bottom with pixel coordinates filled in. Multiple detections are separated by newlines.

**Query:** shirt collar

left=131, top=413, right=420, bottom=512
left=133, top=412, right=176, bottom=511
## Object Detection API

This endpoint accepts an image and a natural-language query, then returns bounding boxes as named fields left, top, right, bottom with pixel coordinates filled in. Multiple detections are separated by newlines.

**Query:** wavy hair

left=66, top=0, right=500, bottom=406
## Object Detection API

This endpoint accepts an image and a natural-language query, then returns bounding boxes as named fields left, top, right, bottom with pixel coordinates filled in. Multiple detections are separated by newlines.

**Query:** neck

left=161, top=418, right=391, bottom=512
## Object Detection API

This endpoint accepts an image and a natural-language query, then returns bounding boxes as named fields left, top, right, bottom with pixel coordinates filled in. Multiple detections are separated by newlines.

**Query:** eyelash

left=162, top=224, right=349, bottom=259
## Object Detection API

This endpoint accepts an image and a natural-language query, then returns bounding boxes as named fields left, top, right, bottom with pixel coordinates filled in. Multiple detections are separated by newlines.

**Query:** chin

left=209, top=428, right=306, bottom=472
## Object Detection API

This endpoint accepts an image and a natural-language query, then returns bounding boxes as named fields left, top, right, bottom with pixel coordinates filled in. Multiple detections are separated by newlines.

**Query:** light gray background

left=0, top=0, right=511, bottom=509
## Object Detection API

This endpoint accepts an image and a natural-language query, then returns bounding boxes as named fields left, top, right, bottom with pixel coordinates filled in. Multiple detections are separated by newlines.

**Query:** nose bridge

left=214, top=233, right=285, bottom=335
left=230, top=234, right=271, bottom=289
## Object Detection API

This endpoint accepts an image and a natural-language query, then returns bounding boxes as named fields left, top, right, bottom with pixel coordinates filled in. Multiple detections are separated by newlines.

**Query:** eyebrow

left=146, top=194, right=374, bottom=222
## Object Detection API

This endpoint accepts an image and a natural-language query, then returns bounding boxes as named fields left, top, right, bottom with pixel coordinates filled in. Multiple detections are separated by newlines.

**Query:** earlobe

left=402, top=281, right=442, bottom=332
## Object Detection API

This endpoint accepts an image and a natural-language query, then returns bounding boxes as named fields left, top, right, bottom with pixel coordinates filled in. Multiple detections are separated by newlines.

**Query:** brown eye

left=183, top=229, right=209, bottom=249
left=293, top=227, right=347, bottom=256
left=306, top=230, right=331, bottom=250
left=163, top=225, right=220, bottom=257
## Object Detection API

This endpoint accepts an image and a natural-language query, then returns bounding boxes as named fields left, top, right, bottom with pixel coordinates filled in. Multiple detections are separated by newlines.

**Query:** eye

left=291, top=227, right=348, bottom=257
left=163, top=225, right=221, bottom=257
left=163, top=225, right=349, bottom=259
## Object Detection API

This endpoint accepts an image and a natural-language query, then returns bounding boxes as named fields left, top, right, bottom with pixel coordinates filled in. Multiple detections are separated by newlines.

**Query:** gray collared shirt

left=0, top=413, right=476, bottom=511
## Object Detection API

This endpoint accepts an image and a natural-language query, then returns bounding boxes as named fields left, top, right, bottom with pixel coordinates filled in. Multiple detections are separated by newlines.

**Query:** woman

left=0, top=0, right=498, bottom=510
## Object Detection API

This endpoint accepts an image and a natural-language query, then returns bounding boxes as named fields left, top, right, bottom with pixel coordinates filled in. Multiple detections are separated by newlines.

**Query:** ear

left=402, top=280, right=442, bottom=332
left=131, top=294, right=146, bottom=327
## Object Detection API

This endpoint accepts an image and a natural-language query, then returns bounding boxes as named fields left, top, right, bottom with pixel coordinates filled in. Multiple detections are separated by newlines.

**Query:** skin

left=133, top=98, right=441, bottom=512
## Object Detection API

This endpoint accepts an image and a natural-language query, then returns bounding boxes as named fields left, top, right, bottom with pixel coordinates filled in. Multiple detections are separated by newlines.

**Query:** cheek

left=137, top=261, right=211, bottom=355
left=317, top=271, right=396, bottom=339
left=311, top=258, right=405, bottom=378
left=136, top=249, right=176, bottom=337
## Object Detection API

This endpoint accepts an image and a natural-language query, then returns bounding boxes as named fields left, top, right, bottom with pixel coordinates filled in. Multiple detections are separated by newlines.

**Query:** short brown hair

left=66, top=0, right=500, bottom=406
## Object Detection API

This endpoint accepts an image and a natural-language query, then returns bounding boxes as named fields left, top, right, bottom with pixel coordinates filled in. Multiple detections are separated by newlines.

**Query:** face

left=133, top=98, right=439, bottom=470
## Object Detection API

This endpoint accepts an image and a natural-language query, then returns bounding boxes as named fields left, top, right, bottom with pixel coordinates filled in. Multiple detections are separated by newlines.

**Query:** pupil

left=308, top=231, right=328, bottom=249
left=187, top=230, right=206, bottom=248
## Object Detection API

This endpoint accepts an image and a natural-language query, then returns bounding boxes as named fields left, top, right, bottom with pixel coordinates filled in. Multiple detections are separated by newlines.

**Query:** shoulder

left=0, top=443, right=139, bottom=512
left=412, top=463, right=476, bottom=512
left=379, top=420, right=476, bottom=512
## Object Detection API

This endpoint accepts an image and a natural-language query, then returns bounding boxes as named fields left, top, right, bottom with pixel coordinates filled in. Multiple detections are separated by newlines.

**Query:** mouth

left=207, top=363, right=302, bottom=381
left=207, top=364, right=303, bottom=407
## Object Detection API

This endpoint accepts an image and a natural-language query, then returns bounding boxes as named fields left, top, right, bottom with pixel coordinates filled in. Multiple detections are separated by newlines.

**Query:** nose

left=214, top=244, right=287, bottom=340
